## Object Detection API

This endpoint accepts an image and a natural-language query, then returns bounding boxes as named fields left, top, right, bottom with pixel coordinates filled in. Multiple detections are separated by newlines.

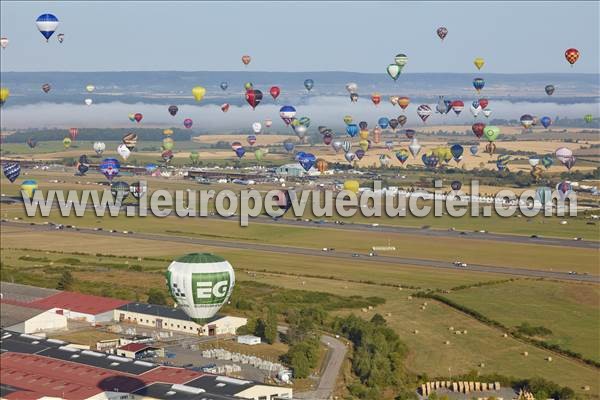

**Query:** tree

left=264, top=306, right=278, bottom=344
left=147, top=288, right=168, bottom=305
left=56, top=271, right=74, bottom=290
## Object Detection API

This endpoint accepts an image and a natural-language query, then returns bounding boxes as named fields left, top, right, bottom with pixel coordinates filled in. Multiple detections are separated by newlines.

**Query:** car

left=573, top=237, right=582, bottom=241
left=368, top=252, right=376, bottom=257
left=93, top=227, right=102, bottom=231
left=371, top=223, right=379, bottom=227
left=352, top=253, right=360, bottom=258
left=478, top=230, right=487, bottom=233
left=109, top=229, right=116, bottom=233
left=123, top=231, right=129, bottom=234
left=322, top=248, right=329, bottom=252
left=530, top=234, right=538, bottom=239
left=459, top=231, right=467, bottom=235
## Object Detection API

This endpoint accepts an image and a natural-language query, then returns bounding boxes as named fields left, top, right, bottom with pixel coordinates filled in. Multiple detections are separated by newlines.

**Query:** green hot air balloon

left=163, top=137, right=174, bottom=151
left=483, top=126, right=500, bottom=142
left=166, top=253, right=235, bottom=322
left=584, top=114, right=593, bottom=123
left=244, top=82, right=254, bottom=91
left=190, top=151, right=200, bottom=164
left=254, top=148, right=265, bottom=162
left=394, top=53, right=408, bottom=67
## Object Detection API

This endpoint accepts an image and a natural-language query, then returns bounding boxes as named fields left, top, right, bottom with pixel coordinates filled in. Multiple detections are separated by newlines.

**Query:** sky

left=1, top=1, right=599, bottom=73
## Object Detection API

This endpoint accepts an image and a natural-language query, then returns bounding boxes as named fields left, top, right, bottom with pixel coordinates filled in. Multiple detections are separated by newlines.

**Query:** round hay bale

left=479, top=362, right=485, bottom=367
left=583, top=386, right=591, bottom=391
left=547, top=356, right=553, bottom=362
left=502, top=333, right=508, bottom=338
left=413, top=329, right=419, bottom=334
left=444, top=340, right=450, bottom=345
left=449, top=326, right=454, bottom=331
left=523, top=351, right=529, bottom=356
left=462, top=330, right=468, bottom=335
left=407, top=296, right=413, bottom=300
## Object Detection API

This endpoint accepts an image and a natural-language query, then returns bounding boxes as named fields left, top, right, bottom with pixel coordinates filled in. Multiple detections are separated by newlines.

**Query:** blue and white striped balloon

left=36, top=14, right=59, bottom=42
left=2, top=162, right=21, bottom=183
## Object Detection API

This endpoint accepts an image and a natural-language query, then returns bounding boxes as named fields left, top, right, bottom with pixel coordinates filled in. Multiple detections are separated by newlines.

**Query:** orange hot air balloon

left=565, top=48, right=580, bottom=66
left=371, top=93, right=381, bottom=106
left=242, top=55, right=251, bottom=65
left=316, top=159, right=328, bottom=173
left=398, top=96, right=410, bottom=110
left=373, top=128, right=382, bottom=144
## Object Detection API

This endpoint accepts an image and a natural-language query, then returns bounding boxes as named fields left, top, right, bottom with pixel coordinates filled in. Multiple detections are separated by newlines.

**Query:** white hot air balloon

left=84, top=98, right=93, bottom=106
left=117, top=143, right=131, bottom=160
left=293, top=124, right=307, bottom=139
left=409, top=138, right=422, bottom=157
left=264, top=119, right=273, bottom=128
left=0, top=37, right=8, bottom=49
left=252, top=122, right=262, bottom=134
left=345, top=82, right=358, bottom=94
left=482, top=108, right=492, bottom=118
left=166, top=253, right=235, bottom=322
left=93, top=141, right=106, bottom=156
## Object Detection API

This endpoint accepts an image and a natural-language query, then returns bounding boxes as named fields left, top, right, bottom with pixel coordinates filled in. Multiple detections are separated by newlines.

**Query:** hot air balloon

left=388, top=118, right=399, bottom=131
left=345, top=82, right=358, bottom=94
left=323, top=133, right=333, bottom=145
left=545, top=85, right=555, bottom=96
left=184, top=118, right=193, bottom=129
left=163, top=129, right=174, bottom=137
left=358, top=140, right=369, bottom=152
left=408, top=138, right=421, bottom=157
left=436, top=96, right=447, bottom=114
left=385, top=140, right=394, bottom=151
left=128, top=181, right=147, bottom=199
left=417, top=105, right=432, bottom=123
left=189, top=151, right=200, bottom=165
left=245, top=89, right=263, bottom=109
left=483, top=126, right=500, bottom=142
left=110, top=181, right=130, bottom=201
left=556, top=181, right=573, bottom=201
left=390, top=96, right=399, bottom=106
left=373, top=128, right=382, bottom=144
left=377, top=117, right=390, bottom=129
left=344, top=152, right=355, bottom=163
left=36, top=14, right=59, bottom=42
left=450, top=144, right=464, bottom=162
left=162, top=137, right=174, bottom=151
left=379, top=154, right=391, bottom=167
left=247, top=135, right=257, bottom=146
left=540, top=116, right=551, bottom=129
left=242, top=55, right=251, bottom=65
left=564, top=48, right=580, bottom=66
left=166, top=253, right=237, bottom=321
left=62, top=137, right=72, bottom=149
left=404, top=129, right=416, bottom=139
left=482, top=108, right=492, bottom=118
left=76, top=155, right=90, bottom=175
left=217, top=103, right=228, bottom=113
left=341, top=140, right=351, bottom=153
left=99, top=158, right=120, bottom=181
left=0, top=87, right=9, bottom=105
left=168, top=105, right=179, bottom=116
left=346, top=124, right=359, bottom=138
left=56, top=33, right=64, bottom=43
left=584, top=114, right=593, bottom=123
left=192, top=86, right=206, bottom=102
left=541, top=155, right=553, bottom=169
left=469, top=145, right=478, bottom=156
left=436, top=27, right=448, bottom=41
left=85, top=84, right=95, bottom=93
left=252, top=122, right=262, bottom=134
left=84, top=98, right=93, bottom=106
left=264, top=119, right=273, bottom=128
left=520, top=114, right=534, bottom=129
left=283, top=140, right=295, bottom=153
left=270, top=86, right=280, bottom=100
left=398, top=115, right=407, bottom=127
left=478, top=99, right=489, bottom=109
left=343, top=180, right=360, bottom=194
left=42, top=83, right=51, bottom=93
left=161, top=150, right=174, bottom=164
left=528, top=156, right=540, bottom=167
left=473, top=57, right=485, bottom=70
left=235, top=147, right=246, bottom=159
left=26, top=138, right=38, bottom=149
left=69, top=127, right=79, bottom=140
left=279, top=106, right=297, bottom=125
left=396, top=149, right=409, bottom=164
left=117, top=144, right=131, bottom=160
left=316, top=159, right=328, bottom=173
left=371, top=93, right=381, bottom=106
left=350, top=93, right=359, bottom=103
left=298, top=117, right=310, bottom=127
left=0, top=37, right=8, bottom=49
left=555, top=147, right=573, bottom=164
left=470, top=101, right=481, bottom=117
left=450, top=181, right=462, bottom=191
left=244, top=82, right=254, bottom=91
left=293, top=124, right=307, bottom=139
left=231, top=141, right=243, bottom=151
left=473, top=78, right=485, bottom=93
left=93, top=141, right=106, bottom=156
left=358, top=121, right=368, bottom=130
left=220, top=82, right=228, bottom=91
left=299, top=153, right=316, bottom=171
left=332, top=140, right=342, bottom=153
left=394, top=53, right=408, bottom=68
left=122, top=132, right=138, bottom=150
left=3, top=162, right=20, bottom=183
left=387, top=64, right=402, bottom=81
left=304, top=79, right=314, bottom=91
left=254, top=149, right=265, bottom=162
left=20, top=180, right=38, bottom=198
left=451, top=100, right=464, bottom=116
left=128, top=113, right=136, bottom=122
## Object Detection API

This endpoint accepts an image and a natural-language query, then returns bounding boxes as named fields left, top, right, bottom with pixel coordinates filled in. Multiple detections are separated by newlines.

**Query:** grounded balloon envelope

left=36, top=13, right=59, bottom=42
left=166, top=253, right=236, bottom=322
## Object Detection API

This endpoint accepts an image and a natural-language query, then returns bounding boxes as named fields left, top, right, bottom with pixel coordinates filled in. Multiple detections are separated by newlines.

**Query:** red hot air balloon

left=451, top=100, right=464, bottom=115
left=472, top=122, right=486, bottom=138
left=478, top=98, right=489, bottom=110
left=269, top=86, right=280, bottom=100
left=134, top=113, right=143, bottom=123
left=69, top=128, right=79, bottom=140
left=221, top=103, right=230, bottom=112
left=371, top=93, right=381, bottom=106
left=245, top=89, right=263, bottom=110
left=241, top=55, right=251, bottom=65
left=564, top=48, right=580, bottom=66
left=436, top=27, right=448, bottom=41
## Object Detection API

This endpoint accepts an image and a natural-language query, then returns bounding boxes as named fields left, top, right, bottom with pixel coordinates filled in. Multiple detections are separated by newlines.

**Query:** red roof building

left=27, top=291, right=129, bottom=322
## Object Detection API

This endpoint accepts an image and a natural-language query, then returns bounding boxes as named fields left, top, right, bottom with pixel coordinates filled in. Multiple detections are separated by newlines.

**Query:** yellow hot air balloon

left=359, top=140, right=369, bottom=152
left=343, top=180, right=360, bottom=194
left=0, top=87, right=9, bottom=105
left=20, top=180, right=38, bottom=198
left=474, top=57, right=485, bottom=70
left=85, top=84, right=95, bottom=93
left=359, top=130, right=369, bottom=140
left=343, top=115, right=353, bottom=125
left=63, top=137, right=72, bottom=149
left=163, top=129, right=174, bottom=136
left=192, top=86, right=206, bottom=102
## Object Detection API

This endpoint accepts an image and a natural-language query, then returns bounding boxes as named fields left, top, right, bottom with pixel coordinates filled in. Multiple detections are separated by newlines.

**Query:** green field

left=445, top=279, right=600, bottom=362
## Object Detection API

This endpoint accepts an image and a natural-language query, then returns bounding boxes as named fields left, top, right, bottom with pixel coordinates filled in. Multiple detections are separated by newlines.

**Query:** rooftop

left=0, top=302, right=47, bottom=328
left=118, top=342, right=155, bottom=353
left=28, top=291, right=130, bottom=315
left=117, top=302, right=225, bottom=323
left=0, top=282, right=59, bottom=303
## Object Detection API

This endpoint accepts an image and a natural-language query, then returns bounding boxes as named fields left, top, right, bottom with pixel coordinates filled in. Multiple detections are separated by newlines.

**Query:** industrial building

left=0, top=302, right=68, bottom=334
left=115, top=303, right=247, bottom=336
left=116, top=343, right=164, bottom=359
left=237, top=335, right=261, bottom=346
left=0, top=329, right=292, bottom=400
left=275, top=163, right=312, bottom=177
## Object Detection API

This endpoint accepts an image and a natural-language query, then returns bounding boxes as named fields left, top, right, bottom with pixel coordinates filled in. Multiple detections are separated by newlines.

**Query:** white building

left=237, top=334, right=261, bottom=345
left=115, top=303, right=247, bottom=336
left=1, top=302, right=67, bottom=334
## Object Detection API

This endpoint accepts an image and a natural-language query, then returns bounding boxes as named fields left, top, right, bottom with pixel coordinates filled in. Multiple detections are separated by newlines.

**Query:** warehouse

left=27, top=291, right=130, bottom=323
left=116, top=342, right=164, bottom=359
left=115, top=302, right=247, bottom=336
left=0, top=302, right=67, bottom=334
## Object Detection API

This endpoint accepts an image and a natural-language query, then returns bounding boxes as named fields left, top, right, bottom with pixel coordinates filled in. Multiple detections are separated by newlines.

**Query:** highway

left=3, top=221, right=598, bottom=283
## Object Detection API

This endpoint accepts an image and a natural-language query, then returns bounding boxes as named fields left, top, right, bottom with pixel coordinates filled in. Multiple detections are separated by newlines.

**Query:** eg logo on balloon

left=191, top=272, right=231, bottom=305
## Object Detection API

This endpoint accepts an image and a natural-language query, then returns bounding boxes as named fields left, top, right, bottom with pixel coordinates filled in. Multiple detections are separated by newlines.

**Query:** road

left=3, top=220, right=598, bottom=283
left=278, top=326, right=347, bottom=400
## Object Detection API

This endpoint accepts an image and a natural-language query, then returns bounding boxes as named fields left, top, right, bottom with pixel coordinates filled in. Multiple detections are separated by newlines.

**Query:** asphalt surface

left=3, top=220, right=598, bottom=283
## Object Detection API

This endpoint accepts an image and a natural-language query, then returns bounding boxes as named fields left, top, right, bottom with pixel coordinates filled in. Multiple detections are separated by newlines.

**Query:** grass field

left=445, top=279, right=600, bottom=362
